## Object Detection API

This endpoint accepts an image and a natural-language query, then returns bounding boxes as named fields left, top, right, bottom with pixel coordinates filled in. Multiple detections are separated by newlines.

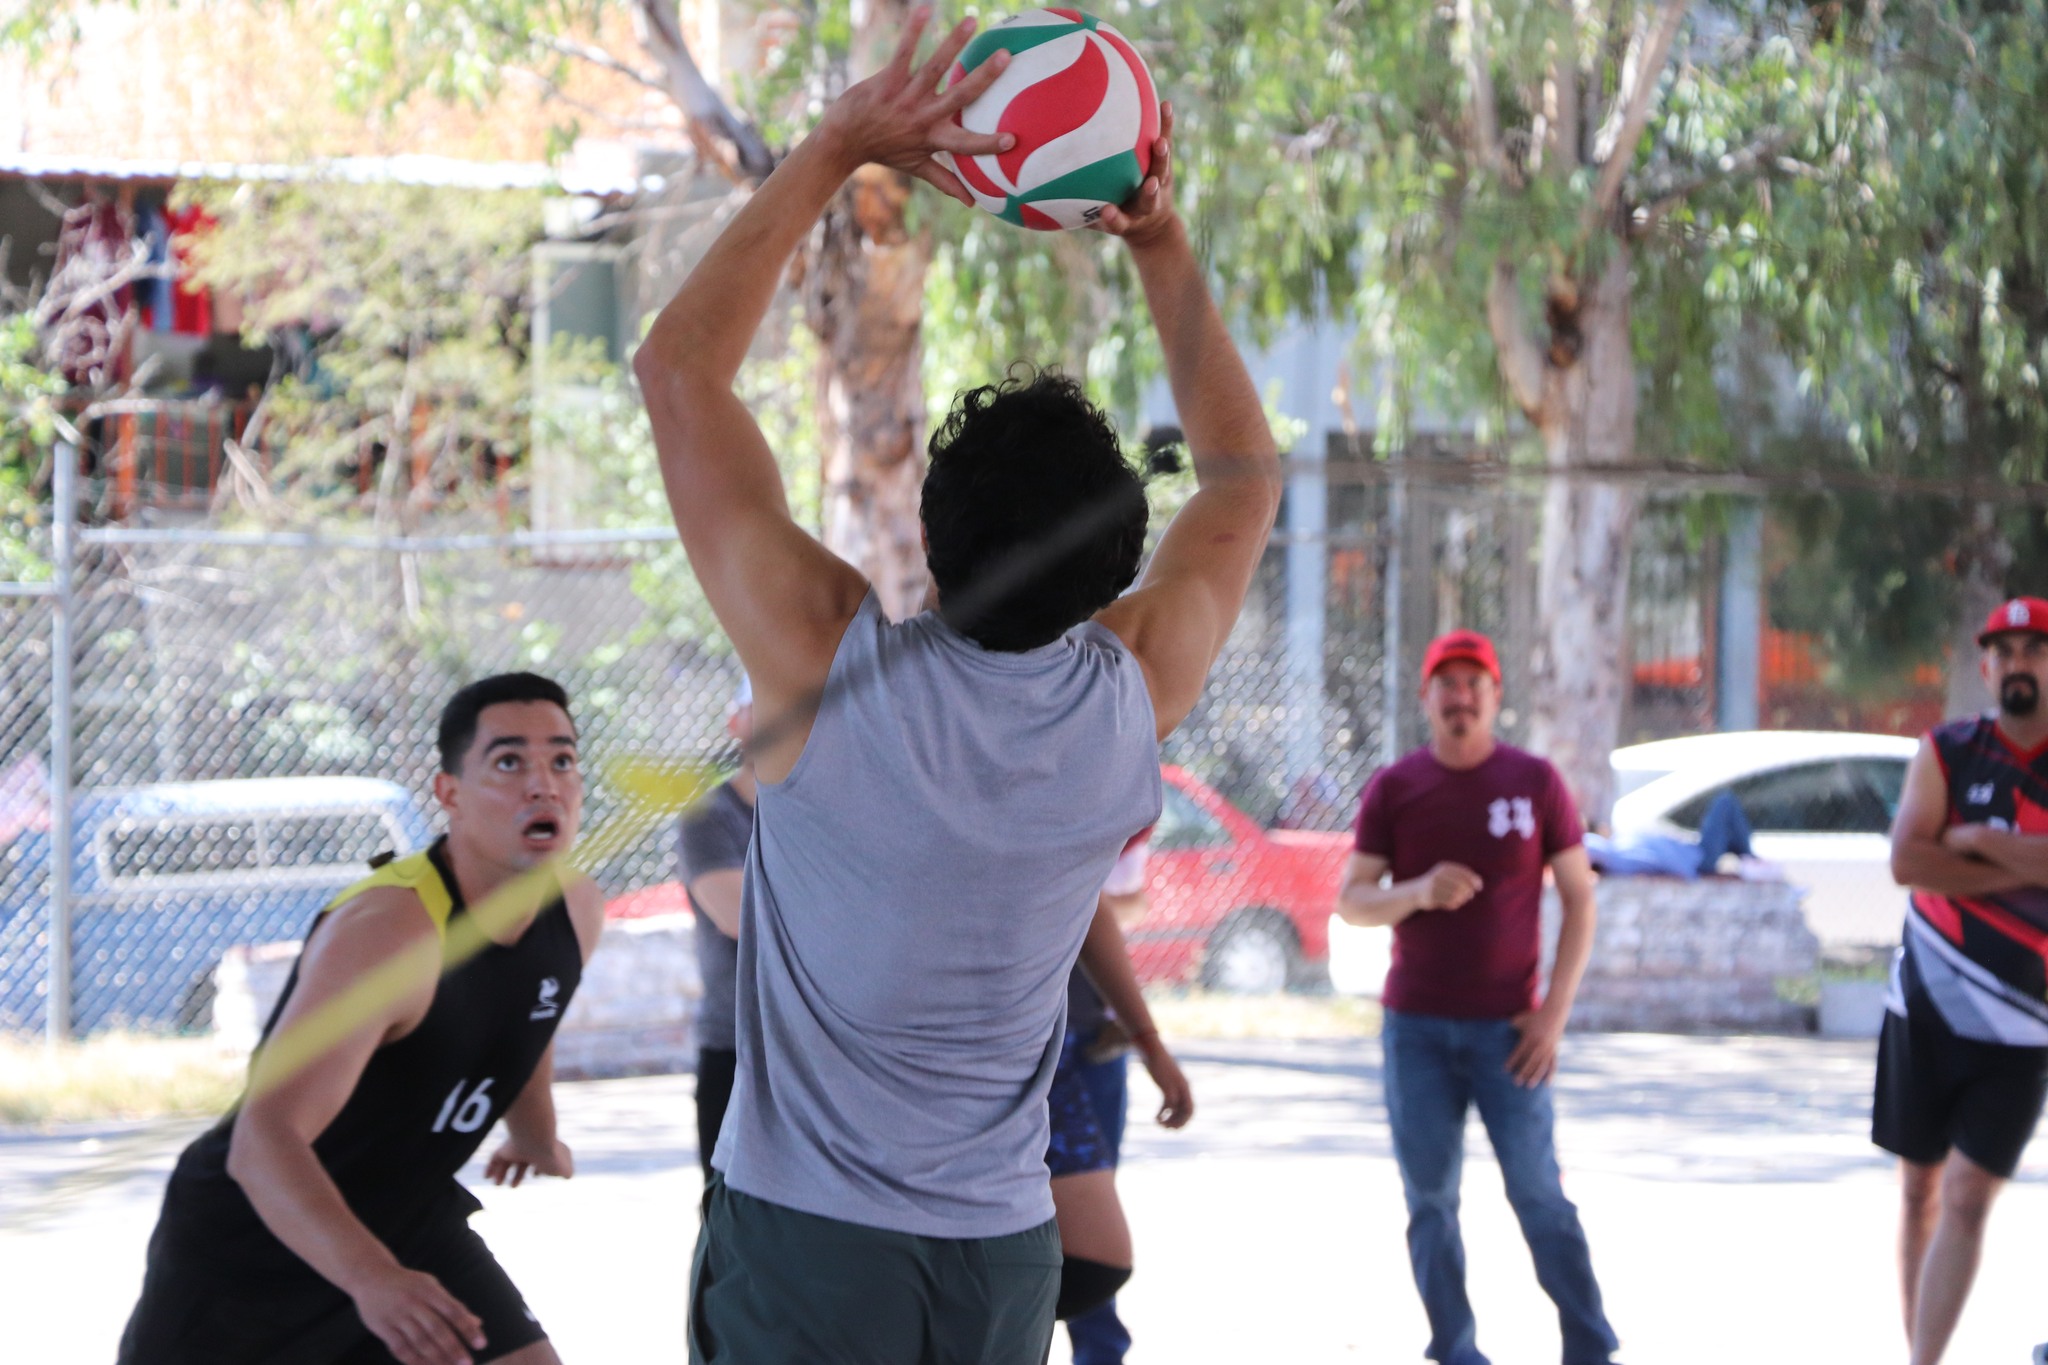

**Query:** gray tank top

left=714, top=593, right=1161, bottom=1237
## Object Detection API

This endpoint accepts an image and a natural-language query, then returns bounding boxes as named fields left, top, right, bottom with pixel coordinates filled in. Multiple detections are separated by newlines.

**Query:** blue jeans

left=1064, top=1044, right=1132, bottom=1365
left=1381, top=1011, right=1618, bottom=1365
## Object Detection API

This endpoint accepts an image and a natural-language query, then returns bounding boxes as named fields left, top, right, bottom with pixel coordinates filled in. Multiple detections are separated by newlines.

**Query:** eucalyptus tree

left=1117, top=0, right=1862, bottom=814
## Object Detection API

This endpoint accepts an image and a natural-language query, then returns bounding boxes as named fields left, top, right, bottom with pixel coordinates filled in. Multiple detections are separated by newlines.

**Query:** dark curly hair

left=921, top=368, right=1148, bottom=652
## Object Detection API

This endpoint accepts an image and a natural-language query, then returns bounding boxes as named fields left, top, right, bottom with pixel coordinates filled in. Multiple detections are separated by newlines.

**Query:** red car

left=606, top=765, right=1351, bottom=994
left=1132, top=766, right=1350, bottom=993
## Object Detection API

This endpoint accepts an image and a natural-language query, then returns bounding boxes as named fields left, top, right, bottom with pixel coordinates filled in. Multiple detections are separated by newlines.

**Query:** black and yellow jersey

left=153, top=837, right=583, bottom=1268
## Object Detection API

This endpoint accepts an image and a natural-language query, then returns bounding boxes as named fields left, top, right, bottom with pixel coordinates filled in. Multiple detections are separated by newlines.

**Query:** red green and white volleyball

left=936, top=9, right=1159, bottom=231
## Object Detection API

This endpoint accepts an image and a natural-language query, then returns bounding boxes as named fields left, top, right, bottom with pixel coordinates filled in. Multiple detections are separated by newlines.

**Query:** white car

left=1329, top=730, right=1919, bottom=996
left=1609, top=730, right=1916, bottom=949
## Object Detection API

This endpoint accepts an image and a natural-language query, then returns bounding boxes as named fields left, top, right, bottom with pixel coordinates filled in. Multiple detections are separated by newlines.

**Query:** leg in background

left=1468, top=1021, right=1618, bottom=1365
left=1908, top=1151, right=2006, bottom=1365
left=1383, top=1011, right=1486, bottom=1365
left=1898, top=1157, right=1943, bottom=1341
left=1066, top=1050, right=1133, bottom=1365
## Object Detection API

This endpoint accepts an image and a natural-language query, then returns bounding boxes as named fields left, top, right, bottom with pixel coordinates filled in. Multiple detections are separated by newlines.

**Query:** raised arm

left=226, top=891, right=484, bottom=1365
left=1091, top=105, right=1284, bottom=738
left=1890, top=739, right=2026, bottom=896
left=631, top=11, right=1011, bottom=779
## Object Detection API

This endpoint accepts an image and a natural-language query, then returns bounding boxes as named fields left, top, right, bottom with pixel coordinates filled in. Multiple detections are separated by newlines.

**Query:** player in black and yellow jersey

left=119, top=673, right=606, bottom=1365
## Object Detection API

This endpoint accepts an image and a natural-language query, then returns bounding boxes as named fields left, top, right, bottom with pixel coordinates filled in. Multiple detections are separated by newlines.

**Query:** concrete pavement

left=2, top=1031, right=2043, bottom=1363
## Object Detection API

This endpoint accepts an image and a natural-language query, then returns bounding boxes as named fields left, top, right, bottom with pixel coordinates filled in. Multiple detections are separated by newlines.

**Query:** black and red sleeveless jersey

left=1903, top=715, right=2048, bottom=1045
left=153, top=837, right=583, bottom=1268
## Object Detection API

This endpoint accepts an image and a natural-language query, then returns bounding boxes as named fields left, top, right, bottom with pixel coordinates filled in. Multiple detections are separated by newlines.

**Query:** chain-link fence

left=0, top=437, right=1992, bottom=1038
left=0, top=512, right=743, bottom=1036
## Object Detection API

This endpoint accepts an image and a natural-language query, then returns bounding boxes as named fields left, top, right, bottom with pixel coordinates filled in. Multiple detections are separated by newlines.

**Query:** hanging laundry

left=165, top=203, right=217, bottom=336
left=135, top=202, right=175, bottom=333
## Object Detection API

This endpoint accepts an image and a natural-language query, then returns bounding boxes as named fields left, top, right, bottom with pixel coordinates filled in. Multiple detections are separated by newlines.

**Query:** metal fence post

left=1381, top=465, right=1406, bottom=768
left=47, top=439, right=77, bottom=1045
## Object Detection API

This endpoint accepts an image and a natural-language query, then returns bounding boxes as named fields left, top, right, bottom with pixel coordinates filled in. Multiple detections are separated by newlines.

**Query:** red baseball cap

left=1421, top=629, right=1502, bottom=684
left=1977, top=597, right=2048, bottom=646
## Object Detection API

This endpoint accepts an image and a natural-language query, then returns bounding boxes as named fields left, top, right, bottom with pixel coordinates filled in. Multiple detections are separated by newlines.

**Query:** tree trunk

left=803, top=0, right=931, bottom=621
left=1522, top=246, right=1640, bottom=825
left=805, top=165, right=931, bottom=619
left=1944, top=499, right=2009, bottom=720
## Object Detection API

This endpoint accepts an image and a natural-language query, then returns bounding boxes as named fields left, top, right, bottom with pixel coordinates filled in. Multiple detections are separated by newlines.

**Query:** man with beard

left=1334, top=630, right=1618, bottom=1365
left=1884, top=597, right=2048, bottom=1365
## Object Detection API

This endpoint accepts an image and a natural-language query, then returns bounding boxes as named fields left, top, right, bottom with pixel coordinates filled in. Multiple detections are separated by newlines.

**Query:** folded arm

left=1890, top=739, right=2026, bottom=896
left=1949, top=824, right=2048, bottom=887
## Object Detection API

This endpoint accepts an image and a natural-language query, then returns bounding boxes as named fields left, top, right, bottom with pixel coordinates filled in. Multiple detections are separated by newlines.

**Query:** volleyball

left=937, top=8, right=1159, bottom=231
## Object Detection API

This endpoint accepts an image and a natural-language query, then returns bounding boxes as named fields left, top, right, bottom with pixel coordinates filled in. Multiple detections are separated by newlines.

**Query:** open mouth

left=521, top=816, right=561, bottom=845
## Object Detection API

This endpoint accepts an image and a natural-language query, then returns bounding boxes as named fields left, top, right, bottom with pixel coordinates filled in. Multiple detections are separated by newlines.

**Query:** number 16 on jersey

left=431, top=1078, right=495, bottom=1134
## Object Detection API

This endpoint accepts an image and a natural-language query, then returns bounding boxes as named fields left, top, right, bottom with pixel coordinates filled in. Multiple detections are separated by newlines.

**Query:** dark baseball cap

left=1421, top=629, right=1501, bottom=684
left=1977, top=597, right=2048, bottom=646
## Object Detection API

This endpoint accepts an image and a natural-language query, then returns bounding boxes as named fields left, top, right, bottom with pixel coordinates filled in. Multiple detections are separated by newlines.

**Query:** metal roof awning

left=0, top=151, right=660, bottom=196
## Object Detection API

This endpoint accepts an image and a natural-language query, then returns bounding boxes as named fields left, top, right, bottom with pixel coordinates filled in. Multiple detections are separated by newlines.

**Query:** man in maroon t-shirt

left=1336, top=629, right=1617, bottom=1365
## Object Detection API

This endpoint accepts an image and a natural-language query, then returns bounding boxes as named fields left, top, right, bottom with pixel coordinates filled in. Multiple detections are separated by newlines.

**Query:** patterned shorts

left=1045, top=1029, right=1115, bottom=1178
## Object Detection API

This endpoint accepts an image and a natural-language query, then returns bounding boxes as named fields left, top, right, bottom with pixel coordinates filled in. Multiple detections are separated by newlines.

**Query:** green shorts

left=688, top=1174, right=1060, bottom=1365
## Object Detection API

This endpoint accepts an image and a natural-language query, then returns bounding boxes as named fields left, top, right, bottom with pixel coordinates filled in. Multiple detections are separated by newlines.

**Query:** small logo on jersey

left=529, top=977, right=561, bottom=1021
left=1488, top=797, right=1537, bottom=840
left=1966, top=783, right=1996, bottom=806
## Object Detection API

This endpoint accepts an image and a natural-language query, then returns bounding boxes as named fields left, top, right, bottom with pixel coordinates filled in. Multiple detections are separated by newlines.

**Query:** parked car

left=1609, top=730, right=1917, bottom=948
left=0, top=777, right=432, bottom=1034
left=605, top=765, right=1352, bottom=995
left=1136, top=766, right=1351, bottom=993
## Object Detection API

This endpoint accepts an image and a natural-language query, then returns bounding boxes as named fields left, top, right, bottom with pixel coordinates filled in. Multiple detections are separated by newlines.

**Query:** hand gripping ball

left=936, top=8, right=1159, bottom=231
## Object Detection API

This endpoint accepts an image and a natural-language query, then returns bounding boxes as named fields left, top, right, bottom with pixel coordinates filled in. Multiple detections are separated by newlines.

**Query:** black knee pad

left=1055, top=1255, right=1131, bottom=1320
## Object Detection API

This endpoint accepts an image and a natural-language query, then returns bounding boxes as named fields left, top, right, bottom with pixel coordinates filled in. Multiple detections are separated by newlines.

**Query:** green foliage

left=185, top=179, right=551, bottom=518
left=1135, top=0, right=1859, bottom=452
left=0, top=314, right=65, bottom=581
left=1772, top=0, right=2048, bottom=477
left=1754, top=0, right=2048, bottom=690
left=323, top=0, right=620, bottom=114
left=566, top=306, right=825, bottom=652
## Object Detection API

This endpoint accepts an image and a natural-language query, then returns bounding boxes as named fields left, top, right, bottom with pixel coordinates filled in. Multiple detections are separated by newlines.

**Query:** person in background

left=118, top=673, right=605, bottom=1365
left=678, top=677, right=756, bottom=1182
left=1883, top=597, right=2048, bottom=1365
left=1335, top=630, right=1617, bottom=1365
left=1049, top=830, right=1188, bottom=1362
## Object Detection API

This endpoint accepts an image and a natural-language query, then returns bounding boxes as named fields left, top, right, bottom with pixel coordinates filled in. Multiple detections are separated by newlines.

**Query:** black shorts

left=117, top=1198, right=546, bottom=1365
left=1872, top=998, right=2048, bottom=1179
left=696, top=1046, right=738, bottom=1183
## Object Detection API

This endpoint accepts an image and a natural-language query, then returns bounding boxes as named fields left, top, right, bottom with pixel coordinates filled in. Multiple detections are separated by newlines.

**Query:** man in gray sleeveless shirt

left=634, top=13, right=1281, bottom=1362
